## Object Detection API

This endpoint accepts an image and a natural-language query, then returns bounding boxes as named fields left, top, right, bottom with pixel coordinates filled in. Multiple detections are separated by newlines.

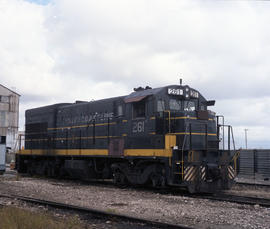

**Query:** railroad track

left=195, top=193, right=270, bottom=208
left=4, top=175, right=270, bottom=209
left=236, top=181, right=270, bottom=188
left=0, top=194, right=193, bottom=229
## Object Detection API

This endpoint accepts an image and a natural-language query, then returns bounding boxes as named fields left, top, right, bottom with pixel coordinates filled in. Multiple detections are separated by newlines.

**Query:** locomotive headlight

left=179, top=89, right=183, bottom=95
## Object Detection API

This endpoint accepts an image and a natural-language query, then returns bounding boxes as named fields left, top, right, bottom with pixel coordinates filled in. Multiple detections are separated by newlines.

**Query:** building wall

left=0, top=84, right=20, bottom=152
left=238, top=149, right=270, bottom=181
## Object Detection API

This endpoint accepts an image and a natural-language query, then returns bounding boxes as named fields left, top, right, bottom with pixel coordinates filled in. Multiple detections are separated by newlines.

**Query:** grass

left=0, top=206, right=89, bottom=229
left=106, top=208, right=118, bottom=214
left=15, top=174, right=21, bottom=181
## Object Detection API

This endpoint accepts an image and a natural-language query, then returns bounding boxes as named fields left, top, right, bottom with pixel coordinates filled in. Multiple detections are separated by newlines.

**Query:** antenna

left=244, top=129, right=248, bottom=149
left=180, top=78, right=182, bottom=86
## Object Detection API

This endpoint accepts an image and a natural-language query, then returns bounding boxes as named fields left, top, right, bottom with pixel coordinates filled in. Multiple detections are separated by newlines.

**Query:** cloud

left=215, top=98, right=270, bottom=149
left=0, top=0, right=58, bottom=97
left=1, top=0, right=270, bottom=148
left=43, top=1, right=270, bottom=98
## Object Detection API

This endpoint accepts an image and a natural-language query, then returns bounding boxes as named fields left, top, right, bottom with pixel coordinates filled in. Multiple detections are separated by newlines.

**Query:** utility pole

left=244, top=129, right=248, bottom=149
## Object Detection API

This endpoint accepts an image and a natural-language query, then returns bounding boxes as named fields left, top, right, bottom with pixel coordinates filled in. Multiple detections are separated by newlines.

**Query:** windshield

left=169, top=99, right=181, bottom=111
left=184, top=101, right=196, bottom=111
left=159, top=98, right=196, bottom=112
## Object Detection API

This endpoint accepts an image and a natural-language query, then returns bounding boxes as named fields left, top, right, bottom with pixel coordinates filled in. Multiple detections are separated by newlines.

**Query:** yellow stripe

left=38, top=116, right=215, bottom=132
left=18, top=148, right=172, bottom=157
left=124, top=149, right=172, bottom=157
left=21, top=134, right=176, bottom=157
left=47, top=122, right=117, bottom=131
left=25, top=139, right=48, bottom=142
left=19, top=149, right=108, bottom=156
left=167, top=116, right=214, bottom=121
left=25, top=132, right=216, bottom=143
left=122, top=134, right=127, bottom=137
left=171, top=132, right=217, bottom=136
left=168, top=116, right=197, bottom=120
left=25, top=136, right=119, bottom=142
left=25, top=132, right=48, bottom=136
left=19, top=150, right=44, bottom=155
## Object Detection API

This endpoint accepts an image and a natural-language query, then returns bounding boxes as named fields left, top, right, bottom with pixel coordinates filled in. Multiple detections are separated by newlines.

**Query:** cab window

left=184, top=101, right=196, bottom=111
left=117, top=105, right=123, bottom=116
left=200, top=105, right=206, bottom=111
left=157, top=99, right=165, bottom=112
left=169, top=99, right=181, bottom=111
left=133, top=101, right=145, bottom=118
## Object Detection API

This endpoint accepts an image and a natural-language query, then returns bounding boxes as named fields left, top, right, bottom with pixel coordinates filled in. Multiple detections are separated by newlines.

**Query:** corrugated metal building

left=0, top=84, right=20, bottom=172
left=238, top=149, right=270, bottom=182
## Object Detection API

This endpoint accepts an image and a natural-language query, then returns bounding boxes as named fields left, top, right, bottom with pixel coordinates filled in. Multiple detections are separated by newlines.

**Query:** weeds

left=0, top=206, right=89, bottom=229
left=15, top=174, right=21, bottom=181
left=106, top=208, right=117, bottom=214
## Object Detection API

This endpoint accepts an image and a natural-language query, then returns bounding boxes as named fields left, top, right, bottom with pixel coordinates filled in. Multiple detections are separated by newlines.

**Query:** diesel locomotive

left=16, top=83, right=238, bottom=193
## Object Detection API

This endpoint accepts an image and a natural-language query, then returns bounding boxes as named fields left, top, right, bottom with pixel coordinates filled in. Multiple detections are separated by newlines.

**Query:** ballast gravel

left=0, top=176, right=270, bottom=229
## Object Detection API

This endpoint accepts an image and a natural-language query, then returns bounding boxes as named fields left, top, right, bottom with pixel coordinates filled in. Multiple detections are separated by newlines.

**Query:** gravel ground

left=229, top=184, right=270, bottom=199
left=0, top=175, right=270, bottom=229
left=0, top=196, right=158, bottom=229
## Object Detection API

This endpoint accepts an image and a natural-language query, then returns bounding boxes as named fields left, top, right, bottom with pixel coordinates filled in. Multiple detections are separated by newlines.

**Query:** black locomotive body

left=16, top=84, right=237, bottom=193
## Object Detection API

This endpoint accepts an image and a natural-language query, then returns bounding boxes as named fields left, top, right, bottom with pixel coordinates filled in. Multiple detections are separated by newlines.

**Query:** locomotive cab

left=150, top=85, right=237, bottom=192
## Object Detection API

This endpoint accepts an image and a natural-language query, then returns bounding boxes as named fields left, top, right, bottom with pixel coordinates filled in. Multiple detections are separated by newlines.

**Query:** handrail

left=181, top=124, right=189, bottom=152
left=181, top=124, right=189, bottom=180
left=163, top=110, right=171, bottom=133
left=232, top=150, right=240, bottom=176
left=216, top=115, right=225, bottom=150
left=216, top=116, right=236, bottom=152
left=230, top=126, right=236, bottom=151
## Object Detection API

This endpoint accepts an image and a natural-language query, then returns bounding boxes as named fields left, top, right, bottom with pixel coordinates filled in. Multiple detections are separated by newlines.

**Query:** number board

left=190, top=90, right=199, bottom=98
left=132, top=121, right=145, bottom=133
left=168, top=88, right=183, bottom=96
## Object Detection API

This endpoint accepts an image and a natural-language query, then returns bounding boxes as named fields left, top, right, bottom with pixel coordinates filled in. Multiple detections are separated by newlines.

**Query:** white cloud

left=0, top=0, right=61, bottom=98
left=215, top=97, right=270, bottom=149
left=0, top=0, right=270, bottom=148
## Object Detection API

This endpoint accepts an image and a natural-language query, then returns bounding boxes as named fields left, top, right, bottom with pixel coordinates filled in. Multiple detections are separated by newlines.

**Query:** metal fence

left=238, top=149, right=270, bottom=181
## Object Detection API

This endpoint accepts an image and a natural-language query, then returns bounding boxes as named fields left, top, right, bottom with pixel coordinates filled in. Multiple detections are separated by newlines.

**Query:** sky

left=0, top=0, right=270, bottom=149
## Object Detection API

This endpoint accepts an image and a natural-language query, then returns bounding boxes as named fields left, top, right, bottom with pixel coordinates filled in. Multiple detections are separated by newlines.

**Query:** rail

left=195, top=193, right=270, bottom=208
left=0, top=194, right=194, bottom=229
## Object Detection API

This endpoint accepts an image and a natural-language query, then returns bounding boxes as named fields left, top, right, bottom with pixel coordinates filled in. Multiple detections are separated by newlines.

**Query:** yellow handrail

left=232, top=150, right=240, bottom=176
left=182, top=149, right=184, bottom=180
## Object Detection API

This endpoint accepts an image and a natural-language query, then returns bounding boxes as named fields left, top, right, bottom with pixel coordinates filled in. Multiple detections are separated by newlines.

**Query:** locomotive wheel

left=187, top=184, right=196, bottom=193
left=151, top=174, right=158, bottom=187
left=26, top=162, right=34, bottom=176
left=113, top=171, right=126, bottom=185
left=151, top=174, right=166, bottom=188
left=58, top=166, right=66, bottom=179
